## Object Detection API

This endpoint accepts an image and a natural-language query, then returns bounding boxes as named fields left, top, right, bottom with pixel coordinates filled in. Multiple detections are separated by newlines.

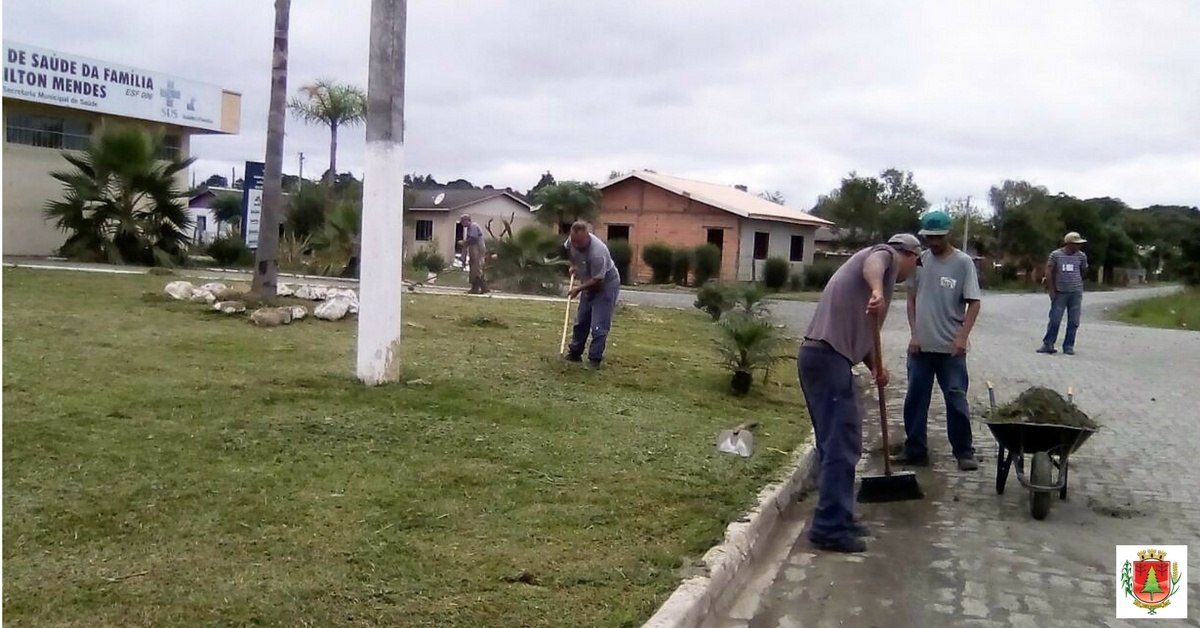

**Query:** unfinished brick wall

left=595, top=179, right=741, bottom=282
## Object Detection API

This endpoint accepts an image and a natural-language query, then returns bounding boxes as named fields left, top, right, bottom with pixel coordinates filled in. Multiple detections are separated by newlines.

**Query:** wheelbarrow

left=985, top=382, right=1098, bottom=521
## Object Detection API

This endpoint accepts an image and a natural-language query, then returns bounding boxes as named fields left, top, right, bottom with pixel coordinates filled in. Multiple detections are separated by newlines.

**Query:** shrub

left=207, top=236, right=253, bottom=267
left=694, top=282, right=736, bottom=321
left=608, top=239, right=632, bottom=284
left=762, top=256, right=790, bottom=291
left=803, top=261, right=839, bottom=290
left=410, top=248, right=430, bottom=272
left=789, top=272, right=804, bottom=291
left=423, top=251, right=446, bottom=274
left=642, top=243, right=674, bottom=283
left=693, top=244, right=721, bottom=286
left=671, top=249, right=692, bottom=286
left=488, top=224, right=569, bottom=294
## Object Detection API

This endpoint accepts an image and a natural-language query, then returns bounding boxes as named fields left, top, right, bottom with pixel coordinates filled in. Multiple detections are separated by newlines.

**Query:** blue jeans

left=797, top=342, right=863, bottom=544
left=1042, top=291, right=1082, bottom=350
left=902, top=351, right=975, bottom=460
left=568, top=280, right=620, bottom=362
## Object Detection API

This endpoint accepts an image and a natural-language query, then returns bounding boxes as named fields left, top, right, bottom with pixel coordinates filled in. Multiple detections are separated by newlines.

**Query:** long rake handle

left=559, top=274, right=575, bottom=355
left=872, top=313, right=893, bottom=477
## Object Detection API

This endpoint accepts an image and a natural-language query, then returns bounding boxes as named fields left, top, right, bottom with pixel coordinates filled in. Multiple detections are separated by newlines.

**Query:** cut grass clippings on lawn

left=1, top=268, right=807, bottom=628
left=991, top=387, right=1100, bottom=429
left=1112, top=288, right=1200, bottom=331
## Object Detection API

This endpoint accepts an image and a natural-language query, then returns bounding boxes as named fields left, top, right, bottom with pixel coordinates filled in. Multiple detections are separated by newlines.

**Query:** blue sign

left=241, top=161, right=265, bottom=249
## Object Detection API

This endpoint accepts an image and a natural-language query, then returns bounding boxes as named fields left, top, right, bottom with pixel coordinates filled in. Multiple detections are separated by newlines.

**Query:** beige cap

left=1063, top=231, right=1087, bottom=244
left=887, top=233, right=923, bottom=255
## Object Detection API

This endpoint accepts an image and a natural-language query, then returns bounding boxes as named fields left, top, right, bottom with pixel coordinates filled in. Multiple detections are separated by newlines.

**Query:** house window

left=158, top=134, right=182, bottom=161
left=607, top=225, right=630, bottom=241
left=753, top=232, right=769, bottom=260
left=707, top=228, right=724, bottom=250
left=5, top=113, right=92, bottom=150
left=790, top=235, right=805, bottom=262
left=415, top=219, right=433, bottom=241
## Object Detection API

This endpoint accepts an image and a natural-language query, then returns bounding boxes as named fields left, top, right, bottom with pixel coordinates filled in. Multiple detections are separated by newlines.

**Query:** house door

left=706, top=228, right=724, bottom=275
left=454, top=223, right=465, bottom=254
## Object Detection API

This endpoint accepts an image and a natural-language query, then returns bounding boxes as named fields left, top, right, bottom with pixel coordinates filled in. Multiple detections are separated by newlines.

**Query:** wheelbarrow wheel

left=1030, top=452, right=1053, bottom=520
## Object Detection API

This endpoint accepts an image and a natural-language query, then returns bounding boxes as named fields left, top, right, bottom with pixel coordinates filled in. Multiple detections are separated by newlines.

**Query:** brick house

left=596, top=170, right=834, bottom=282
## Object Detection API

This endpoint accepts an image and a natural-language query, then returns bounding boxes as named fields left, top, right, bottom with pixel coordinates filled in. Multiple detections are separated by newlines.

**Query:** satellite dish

left=434, top=192, right=446, bottom=205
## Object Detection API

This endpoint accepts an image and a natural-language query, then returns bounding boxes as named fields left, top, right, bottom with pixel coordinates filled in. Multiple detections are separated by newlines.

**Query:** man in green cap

left=893, top=209, right=983, bottom=471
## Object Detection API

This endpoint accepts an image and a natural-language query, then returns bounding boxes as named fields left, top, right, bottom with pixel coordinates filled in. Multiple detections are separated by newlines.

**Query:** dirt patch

left=459, top=315, right=509, bottom=328
left=991, top=387, right=1100, bottom=429
left=1086, top=496, right=1145, bottom=519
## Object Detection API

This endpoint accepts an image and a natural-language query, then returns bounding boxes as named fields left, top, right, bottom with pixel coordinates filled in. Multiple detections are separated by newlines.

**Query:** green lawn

left=1112, top=288, right=1200, bottom=331
left=622, top=282, right=822, bottom=302
left=2, top=268, right=806, bottom=628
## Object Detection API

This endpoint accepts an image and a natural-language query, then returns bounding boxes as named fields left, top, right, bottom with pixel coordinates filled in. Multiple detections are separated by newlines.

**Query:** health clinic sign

left=3, top=41, right=224, bottom=132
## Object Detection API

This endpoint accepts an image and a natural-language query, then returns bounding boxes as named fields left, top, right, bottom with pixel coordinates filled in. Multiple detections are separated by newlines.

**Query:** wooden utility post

left=357, top=0, right=407, bottom=384
left=252, top=0, right=291, bottom=297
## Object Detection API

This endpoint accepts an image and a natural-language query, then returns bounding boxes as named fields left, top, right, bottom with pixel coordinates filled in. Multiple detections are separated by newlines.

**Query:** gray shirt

left=804, top=244, right=897, bottom=365
left=1047, top=248, right=1087, bottom=293
left=910, top=249, right=982, bottom=354
left=464, top=223, right=485, bottom=249
left=566, top=233, right=620, bottom=286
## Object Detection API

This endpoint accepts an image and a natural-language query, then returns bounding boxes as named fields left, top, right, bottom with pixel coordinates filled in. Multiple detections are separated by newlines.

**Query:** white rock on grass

left=289, top=305, right=308, bottom=321
left=250, top=307, right=294, bottom=327
left=314, top=297, right=353, bottom=321
left=213, top=301, right=247, bottom=314
left=198, top=282, right=227, bottom=294
left=293, top=284, right=328, bottom=301
left=326, top=287, right=358, bottom=301
left=277, top=283, right=295, bottom=297
left=164, top=281, right=195, bottom=300
left=189, top=288, right=217, bottom=304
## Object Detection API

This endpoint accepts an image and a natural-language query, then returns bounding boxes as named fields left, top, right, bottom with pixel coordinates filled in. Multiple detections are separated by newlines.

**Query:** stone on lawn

left=213, top=301, right=247, bottom=314
left=289, top=305, right=308, bottom=321
left=189, top=288, right=217, bottom=304
left=293, top=284, right=328, bottom=301
left=326, top=287, right=358, bottom=301
left=198, top=282, right=227, bottom=294
left=314, top=297, right=353, bottom=321
left=277, top=283, right=295, bottom=297
left=250, top=307, right=294, bottom=327
left=164, top=281, right=195, bottom=300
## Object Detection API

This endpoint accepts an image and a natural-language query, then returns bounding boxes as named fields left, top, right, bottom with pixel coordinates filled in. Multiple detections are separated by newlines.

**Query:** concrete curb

left=641, top=439, right=820, bottom=628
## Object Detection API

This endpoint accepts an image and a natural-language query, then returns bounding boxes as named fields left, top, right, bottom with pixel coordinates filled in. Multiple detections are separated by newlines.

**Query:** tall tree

left=877, top=168, right=928, bottom=238
left=205, top=173, right=229, bottom=188
left=527, top=171, right=556, bottom=200
left=288, top=79, right=367, bottom=188
left=252, top=0, right=290, bottom=296
left=532, top=181, right=600, bottom=232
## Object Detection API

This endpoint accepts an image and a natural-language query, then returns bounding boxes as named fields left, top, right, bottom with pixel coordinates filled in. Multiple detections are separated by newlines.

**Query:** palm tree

left=210, top=192, right=243, bottom=237
left=309, top=201, right=361, bottom=276
left=252, top=0, right=291, bottom=297
left=288, top=79, right=366, bottom=188
left=44, top=124, right=195, bottom=266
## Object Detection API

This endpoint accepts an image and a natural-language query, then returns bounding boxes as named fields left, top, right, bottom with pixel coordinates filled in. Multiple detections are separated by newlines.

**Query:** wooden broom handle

left=872, top=313, right=893, bottom=476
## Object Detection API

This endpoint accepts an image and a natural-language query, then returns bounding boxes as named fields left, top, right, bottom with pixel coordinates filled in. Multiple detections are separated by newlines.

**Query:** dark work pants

left=902, top=351, right=974, bottom=460
left=568, top=280, right=620, bottom=362
left=1042, top=291, right=1082, bottom=351
left=797, top=342, right=862, bottom=544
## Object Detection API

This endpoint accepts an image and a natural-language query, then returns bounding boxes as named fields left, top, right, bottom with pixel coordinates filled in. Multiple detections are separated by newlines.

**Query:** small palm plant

left=44, top=124, right=195, bottom=266
left=488, top=223, right=568, bottom=294
left=715, top=309, right=786, bottom=395
left=307, top=201, right=360, bottom=276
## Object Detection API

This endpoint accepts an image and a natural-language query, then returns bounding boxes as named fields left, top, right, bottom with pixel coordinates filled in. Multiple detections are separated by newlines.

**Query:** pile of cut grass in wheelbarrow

left=992, top=386, right=1100, bottom=429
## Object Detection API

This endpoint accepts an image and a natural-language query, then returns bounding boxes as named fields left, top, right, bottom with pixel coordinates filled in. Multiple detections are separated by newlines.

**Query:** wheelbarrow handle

left=986, top=381, right=996, bottom=412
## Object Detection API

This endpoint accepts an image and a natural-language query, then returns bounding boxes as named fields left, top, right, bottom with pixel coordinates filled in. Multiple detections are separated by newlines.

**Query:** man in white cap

left=1038, top=232, right=1088, bottom=355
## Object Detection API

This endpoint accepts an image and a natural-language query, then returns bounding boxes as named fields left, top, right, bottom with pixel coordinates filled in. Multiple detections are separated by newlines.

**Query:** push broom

left=857, top=313, right=924, bottom=503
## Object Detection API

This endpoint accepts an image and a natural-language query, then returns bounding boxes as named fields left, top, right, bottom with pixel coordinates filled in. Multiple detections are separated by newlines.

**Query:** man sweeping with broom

left=797, top=233, right=922, bottom=553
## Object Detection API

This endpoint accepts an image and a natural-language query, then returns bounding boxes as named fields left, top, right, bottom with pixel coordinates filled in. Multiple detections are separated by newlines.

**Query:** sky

left=4, top=0, right=1198, bottom=213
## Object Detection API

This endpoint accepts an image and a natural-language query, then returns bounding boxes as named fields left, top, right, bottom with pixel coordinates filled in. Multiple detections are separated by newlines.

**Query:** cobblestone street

left=685, top=286, right=1200, bottom=628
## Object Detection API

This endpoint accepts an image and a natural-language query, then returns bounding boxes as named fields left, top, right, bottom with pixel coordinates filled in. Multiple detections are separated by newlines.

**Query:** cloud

left=5, top=0, right=1198, bottom=208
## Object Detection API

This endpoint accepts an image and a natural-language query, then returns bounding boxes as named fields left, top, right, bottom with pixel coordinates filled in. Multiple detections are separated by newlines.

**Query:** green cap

left=919, top=210, right=952, bottom=236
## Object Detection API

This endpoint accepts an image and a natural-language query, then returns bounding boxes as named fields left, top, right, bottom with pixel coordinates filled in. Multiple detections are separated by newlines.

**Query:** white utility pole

left=962, top=195, right=972, bottom=250
left=356, top=0, right=407, bottom=385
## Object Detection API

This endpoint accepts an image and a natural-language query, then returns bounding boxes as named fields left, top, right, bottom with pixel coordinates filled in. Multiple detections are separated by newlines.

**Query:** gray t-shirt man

left=910, top=250, right=982, bottom=354
left=804, top=243, right=898, bottom=365
left=565, top=234, right=620, bottom=286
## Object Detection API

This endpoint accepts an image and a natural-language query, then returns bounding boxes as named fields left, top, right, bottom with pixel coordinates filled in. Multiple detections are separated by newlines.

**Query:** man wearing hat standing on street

left=893, top=210, right=983, bottom=472
left=1038, top=232, right=1089, bottom=355
left=798, top=233, right=922, bottom=553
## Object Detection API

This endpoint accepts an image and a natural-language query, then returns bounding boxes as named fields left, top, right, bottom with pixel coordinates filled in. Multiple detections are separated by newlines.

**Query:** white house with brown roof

left=596, top=170, right=834, bottom=282
left=404, top=188, right=535, bottom=261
